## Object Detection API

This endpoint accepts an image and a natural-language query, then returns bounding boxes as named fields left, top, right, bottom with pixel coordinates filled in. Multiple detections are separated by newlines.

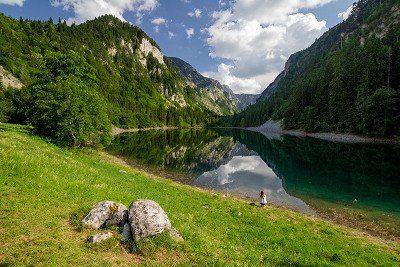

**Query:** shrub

left=26, top=75, right=112, bottom=147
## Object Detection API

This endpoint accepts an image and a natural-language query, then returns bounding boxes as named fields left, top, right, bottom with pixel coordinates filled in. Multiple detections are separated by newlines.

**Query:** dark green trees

left=24, top=51, right=111, bottom=147
left=230, top=0, right=400, bottom=137
left=0, top=13, right=221, bottom=132
left=27, top=76, right=111, bottom=147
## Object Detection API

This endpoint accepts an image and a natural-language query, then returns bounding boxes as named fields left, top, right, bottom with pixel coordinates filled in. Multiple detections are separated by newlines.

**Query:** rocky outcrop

left=82, top=201, right=128, bottom=229
left=0, top=66, right=23, bottom=89
left=139, top=38, right=165, bottom=66
left=128, top=200, right=172, bottom=241
left=81, top=199, right=182, bottom=244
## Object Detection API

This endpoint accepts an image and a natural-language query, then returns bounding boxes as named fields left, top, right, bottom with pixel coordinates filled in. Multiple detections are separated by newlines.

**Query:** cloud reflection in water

left=195, top=155, right=315, bottom=214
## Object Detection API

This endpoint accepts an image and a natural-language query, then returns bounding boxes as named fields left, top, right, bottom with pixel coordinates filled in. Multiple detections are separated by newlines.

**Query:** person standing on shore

left=260, top=191, right=267, bottom=207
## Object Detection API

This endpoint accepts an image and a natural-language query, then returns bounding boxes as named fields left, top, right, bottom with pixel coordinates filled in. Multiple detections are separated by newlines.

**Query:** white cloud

left=338, top=4, right=354, bottom=20
left=168, top=31, right=176, bottom=39
left=205, top=0, right=332, bottom=94
left=0, top=0, right=24, bottom=6
left=203, top=63, right=262, bottom=94
left=151, top=17, right=165, bottom=33
left=188, top=8, right=202, bottom=18
left=186, top=28, right=194, bottom=39
left=151, top=17, right=166, bottom=25
left=51, top=0, right=159, bottom=25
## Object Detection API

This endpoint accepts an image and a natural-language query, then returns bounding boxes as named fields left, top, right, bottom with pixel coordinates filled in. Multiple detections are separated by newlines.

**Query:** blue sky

left=0, top=0, right=356, bottom=94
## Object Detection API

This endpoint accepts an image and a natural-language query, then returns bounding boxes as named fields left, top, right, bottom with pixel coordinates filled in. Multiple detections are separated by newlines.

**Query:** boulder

left=87, top=232, right=113, bottom=243
left=128, top=200, right=172, bottom=241
left=82, top=201, right=127, bottom=229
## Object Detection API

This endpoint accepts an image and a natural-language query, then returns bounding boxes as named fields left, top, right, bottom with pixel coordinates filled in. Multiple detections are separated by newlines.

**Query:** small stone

left=87, top=232, right=113, bottom=243
left=119, top=170, right=127, bottom=174
left=82, top=201, right=128, bottom=229
left=121, top=223, right=132, bottom=242
left=202, top=204, right=209, bottom=209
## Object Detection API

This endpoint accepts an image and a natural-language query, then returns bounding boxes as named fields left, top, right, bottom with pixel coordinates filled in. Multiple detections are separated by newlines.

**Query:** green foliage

left=357, top=87, right=399, bottom=135
left=229, top=0, right=400, bottom=136
left=26, top=76, right=111, bottom=147
left=0, top=13, right=219, bottom=130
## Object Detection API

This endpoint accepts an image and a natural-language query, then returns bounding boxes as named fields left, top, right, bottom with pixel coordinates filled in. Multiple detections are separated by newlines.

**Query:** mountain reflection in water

left=108, top=128, right=400, bottom=218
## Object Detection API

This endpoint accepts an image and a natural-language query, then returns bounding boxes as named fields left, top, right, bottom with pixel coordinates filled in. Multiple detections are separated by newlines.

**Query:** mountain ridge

left=167, top=56, right=259, bottom=111
left=229, top=0, right=400, bottom=136
left=0, top=14, right=237, bottom=127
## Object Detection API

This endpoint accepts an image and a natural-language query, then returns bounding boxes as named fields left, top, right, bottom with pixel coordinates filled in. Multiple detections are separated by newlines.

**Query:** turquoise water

left=108, top=128, right=400, bottom=230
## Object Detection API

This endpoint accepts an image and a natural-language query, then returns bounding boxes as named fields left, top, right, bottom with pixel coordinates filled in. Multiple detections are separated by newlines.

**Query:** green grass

left=0, top=123, right=399, bottom=266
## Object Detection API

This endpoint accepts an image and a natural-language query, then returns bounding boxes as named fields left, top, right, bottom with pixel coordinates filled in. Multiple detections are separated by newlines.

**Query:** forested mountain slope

left=229, top=0, right=400, bottom=136
left=168, top=57, right=259, bottom=111
left=166, top=57, right=237, bottom=115
left=0, top=14, right=235, bottom=129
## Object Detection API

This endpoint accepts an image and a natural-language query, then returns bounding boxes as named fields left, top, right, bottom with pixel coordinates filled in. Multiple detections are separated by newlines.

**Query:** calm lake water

left=108, top=128, right=400, bottom=238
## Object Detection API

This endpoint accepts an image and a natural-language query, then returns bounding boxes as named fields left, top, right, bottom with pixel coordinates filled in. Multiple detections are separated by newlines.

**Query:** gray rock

left=128, top=200, right=172, bottom=241
left=121, top=223, right=132, bottom=242
left=82, top=201, right=127, bottom=229
left=87, top=232, right=113, bottom=243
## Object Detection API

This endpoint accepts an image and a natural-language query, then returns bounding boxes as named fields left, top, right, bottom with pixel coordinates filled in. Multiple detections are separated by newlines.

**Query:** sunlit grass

left=0, top=123, right=399, bottom=266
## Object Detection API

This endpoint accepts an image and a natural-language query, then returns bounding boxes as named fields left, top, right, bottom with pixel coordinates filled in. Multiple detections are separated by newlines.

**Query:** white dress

left=260, top=195, right=267, bottom=205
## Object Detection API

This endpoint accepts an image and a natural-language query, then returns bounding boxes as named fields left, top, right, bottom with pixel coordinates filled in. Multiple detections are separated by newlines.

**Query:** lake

left=108, top=128, right=400, bottom=241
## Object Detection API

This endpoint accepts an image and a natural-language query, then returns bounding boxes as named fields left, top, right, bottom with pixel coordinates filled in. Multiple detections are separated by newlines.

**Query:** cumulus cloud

left=0, top=0, right=24, bottom=6
left=151, top=17, right=166, bottom=32
left=186, top=28, right=194, bottom=39
left=203, top=64, right=262, bottom=94
left=51, top=0, right=159, bottom=25
left=338, top=4, right=354, bottom=20
left=188, top=8, right=202, bottom=18
left=205, top=0, right=332, bottom=94
left=151, top=17, right=165, bottom=25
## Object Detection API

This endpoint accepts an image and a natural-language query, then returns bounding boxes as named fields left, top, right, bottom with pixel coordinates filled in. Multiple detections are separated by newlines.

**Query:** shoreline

left=117, top=124, right=400, bottom=145
left=106, top=151, right=400, bottom=244
left=2, top=123, right=399, bottom=265
left=112, top=126, right=206, bottom=135
left=112, top=126, right=179, bottom=135
left=244, top=120, right=400, bottom=145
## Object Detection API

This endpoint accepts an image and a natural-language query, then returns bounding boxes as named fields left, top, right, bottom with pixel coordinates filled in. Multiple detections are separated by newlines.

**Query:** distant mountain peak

left=167, top=57, right=260, bottom=111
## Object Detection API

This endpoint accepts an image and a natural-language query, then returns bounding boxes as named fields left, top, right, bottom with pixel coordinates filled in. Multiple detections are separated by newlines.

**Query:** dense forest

left=0, top=14, right=229, bottom=146
left=229, top=0, right=400, bottom=136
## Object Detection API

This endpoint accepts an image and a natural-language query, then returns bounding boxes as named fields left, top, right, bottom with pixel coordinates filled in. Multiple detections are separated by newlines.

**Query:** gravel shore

left=248, top=120, right=400, bottom=144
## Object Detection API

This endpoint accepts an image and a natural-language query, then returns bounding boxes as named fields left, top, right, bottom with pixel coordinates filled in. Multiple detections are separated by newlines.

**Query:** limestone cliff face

left=139, top=38, right=165, bottom=66
left=0, top=66, right=23, bottom=89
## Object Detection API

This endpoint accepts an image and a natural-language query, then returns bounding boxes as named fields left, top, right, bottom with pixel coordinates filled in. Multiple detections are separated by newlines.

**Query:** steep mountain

left=230, top=0, right=400, bottom=136
left=0, top=14, right=231, bottom=128
left=221, top=84, right=260, bottom=110
left=168, top=57, right=259, bottom=111
left=165, top=57, right=236, bottom=115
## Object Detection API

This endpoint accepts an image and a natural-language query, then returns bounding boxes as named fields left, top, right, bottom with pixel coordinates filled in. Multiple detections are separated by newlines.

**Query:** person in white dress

left=260, top=191, right=267, bottom=207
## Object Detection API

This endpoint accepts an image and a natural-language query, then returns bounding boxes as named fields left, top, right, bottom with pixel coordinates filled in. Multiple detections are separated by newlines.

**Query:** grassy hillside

left=0, top=123, right=399, bottom=266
